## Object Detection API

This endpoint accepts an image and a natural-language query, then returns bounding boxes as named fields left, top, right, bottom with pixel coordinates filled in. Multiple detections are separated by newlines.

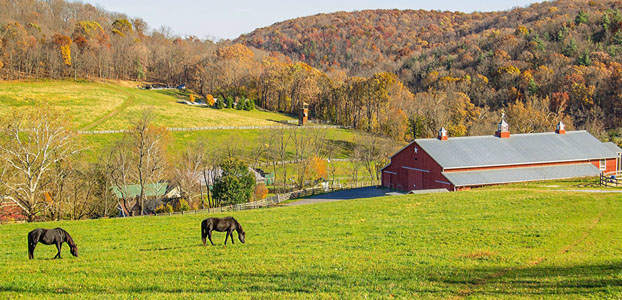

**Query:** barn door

left=407, top=169, right=423, bottom=191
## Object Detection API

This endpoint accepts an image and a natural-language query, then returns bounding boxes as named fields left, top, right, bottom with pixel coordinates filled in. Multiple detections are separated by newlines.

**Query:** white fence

left=77, top=124, right=348, bottom=135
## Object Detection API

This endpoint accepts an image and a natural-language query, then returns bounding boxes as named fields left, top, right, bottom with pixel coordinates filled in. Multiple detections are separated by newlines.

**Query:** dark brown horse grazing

left=201, top=217, right=245, bottom=246
left=28, top=228, right=78, bottom=259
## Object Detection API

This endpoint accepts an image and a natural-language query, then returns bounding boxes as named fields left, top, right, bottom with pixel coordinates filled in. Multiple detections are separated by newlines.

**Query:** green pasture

left=0, top=80, right=296, bottom=130
left=80, top=127, right=359, bottom=161
left=1, top=187, right=621, bottom=299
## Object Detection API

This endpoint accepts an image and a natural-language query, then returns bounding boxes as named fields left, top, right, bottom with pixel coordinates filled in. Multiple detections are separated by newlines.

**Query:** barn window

left=600, top=159, right=606, bottom=171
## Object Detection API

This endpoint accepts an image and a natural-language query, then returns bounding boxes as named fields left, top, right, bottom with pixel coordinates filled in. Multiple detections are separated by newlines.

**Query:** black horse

left=28, top=228, right=78, bottom=259
left=201, top=217, right=245, bottom=246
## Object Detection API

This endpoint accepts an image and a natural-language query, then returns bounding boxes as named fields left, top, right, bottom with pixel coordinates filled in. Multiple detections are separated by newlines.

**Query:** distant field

left=1, top=187, right=621, bottom=299
left=0, top=80, right=369, bottom=161
left=0, top=80, right=297, bottom=130
left=81, top=127, right=360, bottom=161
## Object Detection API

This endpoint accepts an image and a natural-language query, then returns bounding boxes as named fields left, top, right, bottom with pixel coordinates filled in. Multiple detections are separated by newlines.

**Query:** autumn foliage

left=1, top=0, right=622, bottom=139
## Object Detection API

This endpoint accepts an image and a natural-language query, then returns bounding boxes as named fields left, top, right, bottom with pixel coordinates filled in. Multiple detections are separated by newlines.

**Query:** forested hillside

left=1, top=0, right=621, bottom=142
left=240, top=0, right=622, bottom=137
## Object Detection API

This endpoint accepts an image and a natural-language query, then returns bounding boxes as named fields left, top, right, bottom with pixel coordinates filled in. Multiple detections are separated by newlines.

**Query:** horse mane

left=62, top=229, right=76, bottom=247
left=232, top=218, right=243, bottom=232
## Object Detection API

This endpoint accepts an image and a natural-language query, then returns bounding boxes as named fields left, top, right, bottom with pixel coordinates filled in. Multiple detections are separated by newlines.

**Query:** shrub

left=236, top=99, right=245, bottom=110
left=226, top=96, right=234, bottom=108
left=156, top=203, right=174, bottom=214
left=245, top=99, right=255, bottom=111
left=215, top=98, right=225, bottom=109
left=206, top=94, right=215, bottom=106
left=176, top=199, right=190, bottom=212
left=254, top=184, right=268, bottom=200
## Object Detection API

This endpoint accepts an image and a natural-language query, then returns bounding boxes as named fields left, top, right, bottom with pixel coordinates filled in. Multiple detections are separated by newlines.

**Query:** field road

left=284, top=187, right=390, bottom=206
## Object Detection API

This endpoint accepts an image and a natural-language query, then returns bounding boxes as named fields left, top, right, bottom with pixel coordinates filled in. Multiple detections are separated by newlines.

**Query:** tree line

left=0, top=107, right=394, bottom=222
left=2, top=0, right=620, bottom=142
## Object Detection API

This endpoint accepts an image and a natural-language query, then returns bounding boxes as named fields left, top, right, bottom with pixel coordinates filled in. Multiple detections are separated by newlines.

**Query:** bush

left=206, top=94, right=215, bottom=106
left=236, top=99, right=245, bottom=110
left=226, top=96, right=234, bottom=108
left=176, top=199, right=190, bottom=212
left=245, top=99, right=255, bottom=111
left=254, top=184, right=268, bottom=200
left=215, top=98, right=225, bottom=109
left=155, top=203, right=174, bottom=214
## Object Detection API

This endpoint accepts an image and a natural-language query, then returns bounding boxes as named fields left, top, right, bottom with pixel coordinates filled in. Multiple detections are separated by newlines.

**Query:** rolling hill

left=0, top=80, right=364, bottom=161
left=0, top=80, right=297, bottom=131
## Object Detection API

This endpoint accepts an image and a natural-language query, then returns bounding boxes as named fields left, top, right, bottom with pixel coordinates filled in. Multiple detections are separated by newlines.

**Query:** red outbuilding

left=381, top=118, right=622, bottom=192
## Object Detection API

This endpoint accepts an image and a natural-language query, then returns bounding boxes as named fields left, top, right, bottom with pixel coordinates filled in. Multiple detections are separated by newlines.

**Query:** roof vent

left=495, top=113, right=510, bottom=138
left=555, top=121, right=566, bottom=134
left=438, top=127, right=448, bottom=141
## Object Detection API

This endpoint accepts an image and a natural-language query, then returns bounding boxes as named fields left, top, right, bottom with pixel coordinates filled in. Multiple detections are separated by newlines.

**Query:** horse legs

left=230, top=230, right=234, bottom=244
left=28, top=242, right=36, bottom=260
left=207, top=230, right=215, bottom=246
left=224, top=231, right=230, bottom=245
left=54, top=242, right=62, bottom=259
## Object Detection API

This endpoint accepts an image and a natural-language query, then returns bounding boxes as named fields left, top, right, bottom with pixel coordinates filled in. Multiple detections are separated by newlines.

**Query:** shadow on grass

left=3, top=262, right=622, bottom=297
left=433, top=261, right=622, bottom=297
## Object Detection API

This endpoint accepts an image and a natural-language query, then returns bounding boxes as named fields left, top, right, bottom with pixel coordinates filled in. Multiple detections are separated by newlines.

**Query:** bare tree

left=354, top=134, right=394, bottom=184
left=173, top=142, right=206, bottom=207
left=105, top=111, right=169, bottom=216
left=0, top=108, right=79, bottom=222
left=291, top=128, right=327, bottom=189
left=105, top=137, right=134, bottom=216
left=128, top=110, right=169, bottom=215
left=49, top=160, right=99, bottom=220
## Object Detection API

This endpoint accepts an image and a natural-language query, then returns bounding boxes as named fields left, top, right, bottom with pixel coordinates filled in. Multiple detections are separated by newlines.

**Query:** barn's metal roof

left=603, top=142, right=622, bottom=154
left=416, top=131, right=616, bottom=169
left=443, top=163, right=600, bottom=187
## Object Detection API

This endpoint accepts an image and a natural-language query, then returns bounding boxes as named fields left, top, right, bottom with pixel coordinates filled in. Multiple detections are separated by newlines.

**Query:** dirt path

left=450, top=210, right=604, bottom=299
left=79, top=85, right=135, bottom=131
left=284, top=187, right=391, bottom=206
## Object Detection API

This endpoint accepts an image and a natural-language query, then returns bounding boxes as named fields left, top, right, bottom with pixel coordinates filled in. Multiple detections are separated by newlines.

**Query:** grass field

left=0, top=80, right=297, bottom=130
left=1, top=186, right=621, bottom=299
left=80, top=127, right=360, bottom=161
left=0, top=80, right=369, bottom=162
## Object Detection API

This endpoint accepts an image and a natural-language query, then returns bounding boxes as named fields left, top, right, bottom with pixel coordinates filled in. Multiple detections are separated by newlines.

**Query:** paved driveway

left=284, top=187, right=392, bottom=206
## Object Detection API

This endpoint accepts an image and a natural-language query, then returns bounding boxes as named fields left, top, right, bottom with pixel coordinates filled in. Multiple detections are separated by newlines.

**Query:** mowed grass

left=1, top=189, right=622, bottom=299
left=81, top=128, right=359, bottom=160
left=0, top=80, right=296, bottom=130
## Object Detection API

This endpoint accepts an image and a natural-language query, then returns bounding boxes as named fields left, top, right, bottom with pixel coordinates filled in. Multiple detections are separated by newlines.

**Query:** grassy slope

left=81, top=127, right=358, bottom=161
left=0, top=80, right=297, bottom=130
left=1, top=188, right=621, bottom=299
left=0, top=80, right=363, bottom=160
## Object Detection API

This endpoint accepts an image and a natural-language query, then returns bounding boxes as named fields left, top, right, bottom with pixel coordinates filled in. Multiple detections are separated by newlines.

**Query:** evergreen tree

left=212, top=158, right=255, bottom=205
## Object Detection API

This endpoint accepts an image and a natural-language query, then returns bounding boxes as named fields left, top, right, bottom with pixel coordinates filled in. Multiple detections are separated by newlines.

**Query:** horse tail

left=201, top=220, right=207, bottom=245
left=27, top=231, right=35, bottom=259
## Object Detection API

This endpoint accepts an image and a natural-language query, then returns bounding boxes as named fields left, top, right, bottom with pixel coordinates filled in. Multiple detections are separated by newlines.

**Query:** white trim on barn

left=401, top=166, right=430, bottom=173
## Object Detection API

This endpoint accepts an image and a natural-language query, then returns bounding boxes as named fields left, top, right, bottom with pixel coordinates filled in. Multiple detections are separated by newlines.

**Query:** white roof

left=415, top=131, right=616, bottom=170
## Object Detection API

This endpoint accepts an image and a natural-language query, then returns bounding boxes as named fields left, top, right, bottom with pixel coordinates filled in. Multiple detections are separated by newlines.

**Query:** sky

left=78, top=0, right=544, bottom=40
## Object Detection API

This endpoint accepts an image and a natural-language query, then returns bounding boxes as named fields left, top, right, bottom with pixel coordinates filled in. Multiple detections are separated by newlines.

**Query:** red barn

left=381, top=119, right=622, bottom=192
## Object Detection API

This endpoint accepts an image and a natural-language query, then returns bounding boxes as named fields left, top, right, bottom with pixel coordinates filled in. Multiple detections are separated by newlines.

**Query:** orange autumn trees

left=52, top=34, right=72, bottom=66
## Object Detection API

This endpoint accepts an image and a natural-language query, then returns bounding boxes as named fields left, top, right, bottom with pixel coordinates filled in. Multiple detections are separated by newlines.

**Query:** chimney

left=438, top=127, right=448, bottom=140
left=555, top=121, right=566, bottom=134
left=495, top=113, right=510, bottom=138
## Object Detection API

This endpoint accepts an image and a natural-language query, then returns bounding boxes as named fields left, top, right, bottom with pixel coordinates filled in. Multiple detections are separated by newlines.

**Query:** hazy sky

left=79, top=0, right=543, bottom=40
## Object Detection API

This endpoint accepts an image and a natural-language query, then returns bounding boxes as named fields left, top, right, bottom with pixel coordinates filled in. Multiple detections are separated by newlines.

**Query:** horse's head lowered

left=70, top=244, right=78, bottom=257
left=238, top=229, right=246, bottom=244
